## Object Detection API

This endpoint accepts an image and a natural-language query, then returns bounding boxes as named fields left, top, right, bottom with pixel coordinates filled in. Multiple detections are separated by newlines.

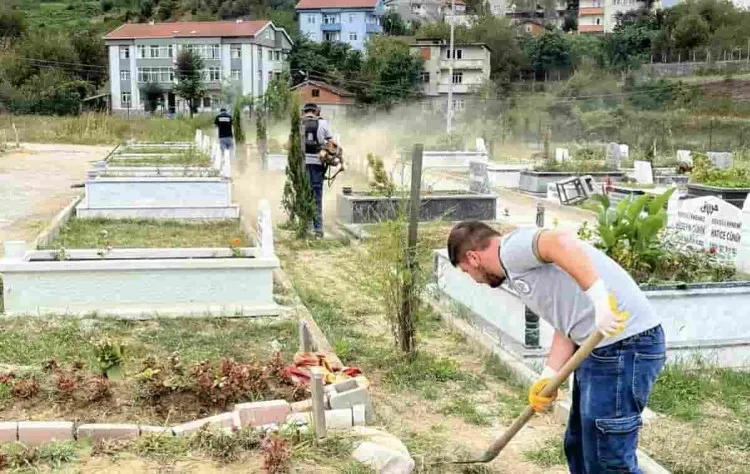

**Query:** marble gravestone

left=707, top=152, right=733, bottom=170
left=634, top=160, right=654, bottom=185
left=606, top=143, right=622, bottom=169
left=469, top=160, right=491, bottom=194
left=669, top=195, right=742, bottom=260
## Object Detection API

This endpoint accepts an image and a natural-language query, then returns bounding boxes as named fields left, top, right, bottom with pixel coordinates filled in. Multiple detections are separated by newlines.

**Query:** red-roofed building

left=290, top=80, right=355, bottom=122
left=296, top=0, right=385, bottom=51
left=104, top=20, right=293, bottom=114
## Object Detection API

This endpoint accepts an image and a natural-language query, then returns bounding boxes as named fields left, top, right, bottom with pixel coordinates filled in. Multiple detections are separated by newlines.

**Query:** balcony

left=579, top=24, right=604, bottom=33
left=438, top=59, right=486, bottom=70
left=437, top=83, right=474, bottom=94
left=321, top=23, right=342, bottom=31
left=366, top=23, right=382, bottom=33
left=579, top=7, right=604, bottom=14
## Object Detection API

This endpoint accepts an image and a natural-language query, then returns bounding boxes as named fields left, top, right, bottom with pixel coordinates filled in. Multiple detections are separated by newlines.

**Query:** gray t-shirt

left=304, top=118, right=334, bottom=165
left=499, top=227, right=660, bottom=347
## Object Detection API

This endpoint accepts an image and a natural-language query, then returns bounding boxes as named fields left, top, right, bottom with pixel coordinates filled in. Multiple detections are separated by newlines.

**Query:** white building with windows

left=409, top=38, right=491, bottom=112
left=578, top=0, right=653, bottom=33
left=104, top=20, right=293, bottom=114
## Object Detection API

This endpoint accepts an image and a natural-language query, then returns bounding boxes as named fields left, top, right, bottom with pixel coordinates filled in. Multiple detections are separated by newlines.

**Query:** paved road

left=0, top=143, right=113, bottom=256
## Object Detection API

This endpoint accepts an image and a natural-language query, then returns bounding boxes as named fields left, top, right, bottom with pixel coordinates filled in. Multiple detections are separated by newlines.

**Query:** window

left=231, top=45, right=241, bottom=59
left=452, top=99, right=465, bottom=111
left=257, top=46, right=262, bottom=60
left=121, top=92, right=131, bottom=108
left=452, top=71, right=463, bottom=84
left=274, top=51, right=281, bottom=61
left=203, top=97, right=211, bottom=108
left=231, top=69, right=241, bottom=80
left=420, top=71, right=430, bottom=83
left=307, top=14, right=316, bottom=24
left=120, top=70, right=130, bottom=81
left=349, top=13, right=355, bottom=22
left=446, top=49, right=463, bottom=59
left=349, top=32, right=358, bottom=41
left=150, top=45, right=159, bottom=58
left=268, top=71, right=273, bottom=83
left=136, top=45, right=147, bottom=58
left=137, top=67, right=174, bottom=83
left=312, top=89, right=320, bottom=98
left=324, top=32, right=340, bottom=42
left=411, top=3, right=422, bottom=13
left=119, top=46, right=130, bottom=59
left=208, top=67, right=220, bottom=81
left=525, top=24, right=533, bottom=33
left=595, top=17, right=601, bottom=24
left=210, top=44, right=220, bottom=59
left=323, top=14, right=338, bottom=24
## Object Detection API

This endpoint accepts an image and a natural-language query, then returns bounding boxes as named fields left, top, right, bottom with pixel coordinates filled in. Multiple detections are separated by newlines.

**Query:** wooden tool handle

left=473, top=330, right=605, bottom=463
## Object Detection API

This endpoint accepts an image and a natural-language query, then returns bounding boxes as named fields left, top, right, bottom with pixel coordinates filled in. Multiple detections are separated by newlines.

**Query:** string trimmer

left=448, top=330, right=605, bottom=465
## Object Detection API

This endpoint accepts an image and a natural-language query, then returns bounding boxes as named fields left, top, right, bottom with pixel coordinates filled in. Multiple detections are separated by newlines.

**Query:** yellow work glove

left=586, top=280, right=631, bottom=338
left=528, top=366, right=558, bottom=413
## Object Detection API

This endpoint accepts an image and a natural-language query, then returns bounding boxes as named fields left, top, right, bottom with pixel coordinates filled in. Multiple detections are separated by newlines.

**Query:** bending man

left=446, top=221, right=665, bottom=473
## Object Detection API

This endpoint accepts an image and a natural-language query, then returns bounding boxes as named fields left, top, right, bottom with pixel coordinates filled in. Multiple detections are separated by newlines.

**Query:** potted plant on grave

left=686, top=152, right=750, bottom=209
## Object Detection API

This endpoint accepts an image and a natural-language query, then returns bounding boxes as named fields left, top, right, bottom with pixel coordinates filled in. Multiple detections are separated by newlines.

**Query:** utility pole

left=446, top=0, right=456, bottom=134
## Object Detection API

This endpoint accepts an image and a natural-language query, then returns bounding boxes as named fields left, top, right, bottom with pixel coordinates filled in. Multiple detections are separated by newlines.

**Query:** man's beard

left=483, top=268, right=505, bottom=288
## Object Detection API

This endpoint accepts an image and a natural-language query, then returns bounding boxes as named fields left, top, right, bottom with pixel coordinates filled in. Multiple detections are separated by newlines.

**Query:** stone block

left=18, top=421, right=74, bottom=446
left=172, top=412, right=240, bottom=437
left=329, top=387, right=373, bottom=424
left=291, top=399, right=312, bottom=412
left=328, top=379, right=358, bottom=394
left=353, top=440, right=415, bottom=474
left=325, top=408, right=353, bottom=430
left=235, top=400, right=291, bottom=427
left=77, top=424, right=140, bottom=442
left=0, top=422, right=18, bottom=443
left=353, top=404, right=366, bottom=426
left=286, top=412, right=312, bottom=425
left=139, top=425, right=174, bottom=436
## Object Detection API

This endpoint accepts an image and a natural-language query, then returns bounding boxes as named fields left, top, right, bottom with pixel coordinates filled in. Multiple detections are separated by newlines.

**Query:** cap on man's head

left=220, top=107, right=227, bottom=112
left=302, top=103, right=320, bottom=114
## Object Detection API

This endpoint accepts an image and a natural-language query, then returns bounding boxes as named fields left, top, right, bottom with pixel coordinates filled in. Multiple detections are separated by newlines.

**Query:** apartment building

left=296, top=0, right=385, bottom=51
left=104, top=20, right=293, bottom=114
left=409, top=38, right=491, bottom=111
left=578, top=0, right=650, bottom=32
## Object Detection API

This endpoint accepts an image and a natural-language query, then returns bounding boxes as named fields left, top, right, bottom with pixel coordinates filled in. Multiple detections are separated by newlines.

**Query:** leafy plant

left=261, top=432, right=292, bottom=474
left=281, top=94, right=316, bottom=239
left=91, top=337, right=126, bottom=379
left=691, top=152, right=750, bottom=188
left=367, top=153, right=395, bottom=197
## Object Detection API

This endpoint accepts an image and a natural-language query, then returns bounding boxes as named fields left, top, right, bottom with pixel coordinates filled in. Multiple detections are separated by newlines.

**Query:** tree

left=523, top=25, right=572, bottom=78
left=71, top=29, right=107, bottom=87
left=232, top=95, right=246, bottom=144
left=0, top=8, right=25, bottom=40
left=673, top=13, right=710, bottom=51
left=141, top=82, right=163, bottom=113
left=382, top=11, right=408, bottom=36
left=264, top=72, right=292, bottom=121
left=281, top=95, right=316, bottom=238
left=358, top=36, right=422, bottom=109
left=158, top=0, right=178, bottom=21
left=173, top=49, right=206, bottom=117
left=140, top=0, right=154, bottom=19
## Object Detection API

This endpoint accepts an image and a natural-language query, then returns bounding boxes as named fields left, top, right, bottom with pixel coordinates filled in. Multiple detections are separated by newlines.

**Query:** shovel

left=450, top=330, right=605, bottom=465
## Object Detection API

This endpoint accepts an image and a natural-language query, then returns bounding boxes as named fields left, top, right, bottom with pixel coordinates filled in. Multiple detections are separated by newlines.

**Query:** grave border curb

left=29, top=194, right=82, bottom=252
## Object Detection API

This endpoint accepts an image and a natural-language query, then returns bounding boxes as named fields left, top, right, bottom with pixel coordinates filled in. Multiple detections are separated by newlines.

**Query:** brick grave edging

left=0, top=377, right=374, bottom=448
left=425, top=293, right=673, bottom=474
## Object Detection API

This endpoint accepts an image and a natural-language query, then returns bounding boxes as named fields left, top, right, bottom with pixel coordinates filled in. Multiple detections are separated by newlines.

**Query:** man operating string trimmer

left=447, top=222, right=665, bottom=473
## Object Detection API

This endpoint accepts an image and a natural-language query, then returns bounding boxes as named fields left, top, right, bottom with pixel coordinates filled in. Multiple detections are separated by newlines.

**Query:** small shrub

left=261, top=433, right=292, bottom=474
left=190, top=425, right=262, bottom=463
left=55, top=371, right=78, bottom=398
left=39, top=441, right=78, bottom=467
left=91, top=337, right=126, bottom=379
left=12, top=377, right=40, bottom=399
left=367, top=153, right=396, bottom=196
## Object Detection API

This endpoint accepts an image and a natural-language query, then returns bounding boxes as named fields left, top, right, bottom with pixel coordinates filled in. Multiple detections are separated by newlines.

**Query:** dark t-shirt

left=214, top=112, right=233, bottom=138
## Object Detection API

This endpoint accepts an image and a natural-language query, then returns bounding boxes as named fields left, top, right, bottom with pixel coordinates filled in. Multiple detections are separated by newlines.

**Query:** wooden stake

left=310, top=370, right=327, bottom=441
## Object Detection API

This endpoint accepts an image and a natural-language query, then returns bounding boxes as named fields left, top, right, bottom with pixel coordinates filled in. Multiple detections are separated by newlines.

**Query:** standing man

left=214, top=107, right=234, bottom=159
left=446, top=222, right=665, bottom=473
left=302, top=102, right=337, bottom=239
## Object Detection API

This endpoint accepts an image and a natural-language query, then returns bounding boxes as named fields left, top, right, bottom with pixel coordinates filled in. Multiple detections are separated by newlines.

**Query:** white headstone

left=476, top=138, right=487, bottom=153
left=606, top=143, right=621, bottom=169
left=469, top=160, right=490, bottom=194
left=669, top=196, right=742, bottom=260
left=736, top=195, right=750, bottom=274
left=221, top=149, right=231, bottom=178
left=677, top=150, right=692, bottom=165
left=619, top=144, right=629, bottom=160
left=195, top=129, right=203, bottom=147
left=707, top=152, right=733, bottom=170
left=212, top=144, right=221, bottom=170
left=546, top=182, right=560, bottom=203
left=202, top=136, right=211, bottom=155
left=3, top=241, right=27, bottom=261
left=634, top=160, right=654, bottom=185
left=257, top=200, right=274, bottom=257
left=555, top=148, right=570, bottom=164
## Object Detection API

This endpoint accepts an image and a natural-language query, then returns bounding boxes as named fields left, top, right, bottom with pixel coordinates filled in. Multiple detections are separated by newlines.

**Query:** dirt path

left=0, top=143, right=113, bottom=256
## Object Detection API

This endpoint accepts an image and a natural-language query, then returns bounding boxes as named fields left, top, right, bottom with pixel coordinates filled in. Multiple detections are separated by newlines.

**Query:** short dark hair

left=302, top=103, right=319, bottom=114
left=220, top=107, right=227, bottom=112
left=447, top=221, right=501, bottom=266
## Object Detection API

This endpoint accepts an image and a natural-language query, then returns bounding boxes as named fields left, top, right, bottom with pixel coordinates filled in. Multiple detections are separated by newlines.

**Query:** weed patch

left=132, top=433, right=189, bottom=461
left=523, top=437, right=566, bottom=467
left=439, top=398, right=491, bottom=426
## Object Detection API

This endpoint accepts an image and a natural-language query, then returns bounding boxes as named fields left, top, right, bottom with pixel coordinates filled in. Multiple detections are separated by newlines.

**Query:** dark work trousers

left=306, top=163, right=325, bottom=233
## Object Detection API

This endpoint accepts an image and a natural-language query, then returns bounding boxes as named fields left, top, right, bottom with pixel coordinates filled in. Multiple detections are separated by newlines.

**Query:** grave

left=554, top=148, right=570, bottom=164
left=634, top=160, right=654, bottom=185
left=677, top=149, right=693, bottom=165
left=519, top=170, right=625, bottom=195
left=400, top=150, right=488, bottom=169
left=468, top=161, right=490, bottom=194
left=667, top=194, right=743, bottom=261
left=0, top=202, right=279, bottom=317
left=686, top=183, right=750, bottom=209
left=707, top=151, right=733, bottom=170
left=606, top=142, right=622, bottom=169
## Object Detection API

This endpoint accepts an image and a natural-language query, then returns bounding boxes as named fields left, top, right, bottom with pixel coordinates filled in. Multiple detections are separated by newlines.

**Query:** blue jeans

left=565, top=325, right=665, bottom=474
left=306, top=164, right=325, bottom=233
left=219, top=137, right=234, bottom=151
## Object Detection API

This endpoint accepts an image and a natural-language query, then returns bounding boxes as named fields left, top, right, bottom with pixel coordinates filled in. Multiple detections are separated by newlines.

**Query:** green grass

left=439, top=398, right=491, bottom=426
left=45, top=218, right=248, bottom=249
left=522, top=437, right=567, bottom=467
left=0, top=440, right=86, bottom=471
left=0, top=318, right=298, bottom=376
left=649, top=360, right=750, bottom=421
left=0, top=114, right=212, bottom=145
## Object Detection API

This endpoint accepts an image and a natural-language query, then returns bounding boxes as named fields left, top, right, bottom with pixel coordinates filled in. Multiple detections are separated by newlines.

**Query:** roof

left=410, top=40, right=493, bottom=52
left=296, top=0, right=379, bottom=9
left=104, top=20, right=271, bottom=40
left=290, top=80, right=355, bottom=98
